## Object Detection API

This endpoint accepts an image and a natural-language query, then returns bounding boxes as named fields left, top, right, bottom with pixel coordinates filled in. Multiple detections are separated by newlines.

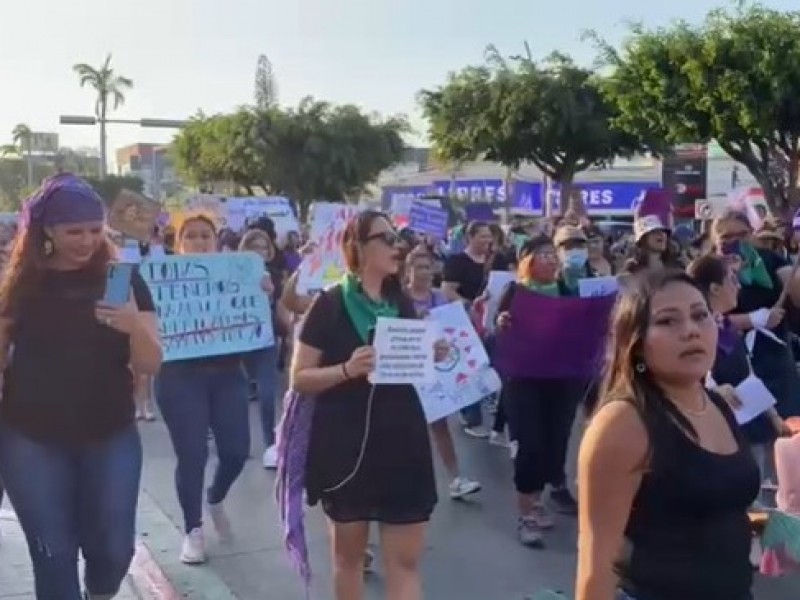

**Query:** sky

left=0, top=0, right=795, bottom=169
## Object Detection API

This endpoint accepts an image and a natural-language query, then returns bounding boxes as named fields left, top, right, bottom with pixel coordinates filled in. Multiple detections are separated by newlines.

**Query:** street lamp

left=58, top=115, right=188, bottom=176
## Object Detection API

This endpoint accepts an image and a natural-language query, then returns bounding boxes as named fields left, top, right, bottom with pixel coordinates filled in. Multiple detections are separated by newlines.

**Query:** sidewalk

left=0, top=508, right=138, bottom=600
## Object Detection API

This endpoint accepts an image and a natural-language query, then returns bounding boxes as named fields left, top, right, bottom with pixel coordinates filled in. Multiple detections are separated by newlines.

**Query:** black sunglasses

left=365, top=231, right=400, bottom=246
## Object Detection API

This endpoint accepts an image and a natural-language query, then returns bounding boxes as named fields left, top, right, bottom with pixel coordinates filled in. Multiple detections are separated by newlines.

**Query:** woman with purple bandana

left=0, top=173, right=163, bottom=600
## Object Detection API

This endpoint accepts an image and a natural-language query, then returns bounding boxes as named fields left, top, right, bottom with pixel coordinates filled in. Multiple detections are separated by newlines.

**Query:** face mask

left=563, top=248, right=588, bottom=270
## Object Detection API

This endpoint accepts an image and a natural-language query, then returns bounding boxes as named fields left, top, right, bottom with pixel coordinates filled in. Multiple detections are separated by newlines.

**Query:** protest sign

left=496, top=288, right=616, bottom=379
left=297, top=203, right=359, bottom=294
left=409, top=202, right=448, bottom=238
left=224, top=197, right=299, bottom=240
left=185, top=195, right=226, bottom=225
left=141, top=252, right=274, bottom=362
left=369, top=317, right=436, bottom=385
left=415, top=302, right=502, bottom=423
left=482, top=270, right=515, bottom=333
left=108, top=190, right=161, bottom=242
left=578, top=276, right=619, bottom=298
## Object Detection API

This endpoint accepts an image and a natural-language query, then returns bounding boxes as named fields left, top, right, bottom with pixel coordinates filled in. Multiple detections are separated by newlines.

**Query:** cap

left=634, top=214, right=670, bottom=242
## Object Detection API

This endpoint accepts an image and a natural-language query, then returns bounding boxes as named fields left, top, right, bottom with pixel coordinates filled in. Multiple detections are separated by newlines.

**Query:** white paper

left=416, top=302, right=502, bottom=422
left=481, top=270, right=515, bottom=333
left=578, top=276, right=619, bottom=298
left=369, top=317, right=437, bottom=385
left=733, top=374, right=776, bottom=425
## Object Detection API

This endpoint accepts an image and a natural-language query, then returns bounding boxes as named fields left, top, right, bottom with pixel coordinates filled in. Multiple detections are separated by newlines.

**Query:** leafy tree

left=73, top=54, right=133, bottom=177
left=1, top=124, right=34, bottom=187
left=419, top=47, right=654, bottom=214
left=254, top=54, right=278, bottom=109
left=0, top=158, right=55, bottom=212
left=171, top=99, right=407, bottom=220
left=594, top=5, right=800, bottom=211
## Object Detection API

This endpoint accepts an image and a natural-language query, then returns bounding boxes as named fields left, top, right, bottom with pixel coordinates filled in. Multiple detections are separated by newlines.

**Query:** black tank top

left=616, top=391, right=759, bottom=600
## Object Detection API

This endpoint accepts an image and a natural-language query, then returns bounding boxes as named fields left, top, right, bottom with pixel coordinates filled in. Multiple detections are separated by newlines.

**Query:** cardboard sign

left=108, top=190, right=161, bottom=242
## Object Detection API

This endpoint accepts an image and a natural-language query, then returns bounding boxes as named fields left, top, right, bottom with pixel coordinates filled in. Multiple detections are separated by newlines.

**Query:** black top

left=299, top=285, right=437, bottom=523
left=443, top=252, right=492, bottom=301
left=1, top=267, right=155, bottom=445
left=616, top=392, right=759, bottom=600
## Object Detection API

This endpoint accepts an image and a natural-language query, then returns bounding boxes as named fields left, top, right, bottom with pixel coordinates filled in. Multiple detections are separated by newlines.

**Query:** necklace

left=683, top=391, right=710, bottom=417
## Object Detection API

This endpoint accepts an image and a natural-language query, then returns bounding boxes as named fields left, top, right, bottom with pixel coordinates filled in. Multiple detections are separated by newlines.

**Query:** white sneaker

left=449, top=476, right=481, bottom=499
left=263, top=445, right=278, bottom=469
left=208, top=502, right=232, bottom=542
left=180, top=528, right=206, bottom=564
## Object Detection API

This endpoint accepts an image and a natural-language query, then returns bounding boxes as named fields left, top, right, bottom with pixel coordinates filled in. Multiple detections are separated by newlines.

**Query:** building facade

left=115, top=143, right=180, bottom=201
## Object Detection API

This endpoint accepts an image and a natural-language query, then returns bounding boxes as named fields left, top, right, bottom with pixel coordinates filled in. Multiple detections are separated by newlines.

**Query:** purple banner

left=464, top=202, right=499, bottom=222
left=496, top=288, right=616, bottom=379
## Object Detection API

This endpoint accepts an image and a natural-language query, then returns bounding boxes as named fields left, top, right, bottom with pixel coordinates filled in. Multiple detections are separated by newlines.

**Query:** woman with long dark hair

left=0, top=173, right=162, bottom=599
left=291, top=210, right=437, bottom=600
left=577, top=269, right=759, bottom=600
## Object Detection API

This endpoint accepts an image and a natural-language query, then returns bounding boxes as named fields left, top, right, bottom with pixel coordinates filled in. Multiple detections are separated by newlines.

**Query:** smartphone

left=103, top=263, right=134, bottom=307
left=720, top=239, right=742, bottom=256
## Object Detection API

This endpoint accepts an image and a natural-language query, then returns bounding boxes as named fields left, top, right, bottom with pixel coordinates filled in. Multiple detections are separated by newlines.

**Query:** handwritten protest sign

left=409, top=202, right=448, bottom=238
left=496, top=288, right=616, bottom=379
left=578, top=276, right=619, bottom=298
left=369, top=317, right=437, bottom=385
left=108, top=190, right=161, bottom=242
left=141, top=253, right=273, bottom=362
left=415, top=302, right=502, bottom=422
left=297, top=203, right=359, bottom=294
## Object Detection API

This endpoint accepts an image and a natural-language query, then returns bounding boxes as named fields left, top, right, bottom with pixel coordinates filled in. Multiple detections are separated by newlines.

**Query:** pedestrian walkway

left=0, top=509, right=138, bottom=600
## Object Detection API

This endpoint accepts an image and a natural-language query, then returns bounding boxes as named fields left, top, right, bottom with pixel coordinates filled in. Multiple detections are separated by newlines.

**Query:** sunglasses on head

left=365, top=231, right=400, bottom=246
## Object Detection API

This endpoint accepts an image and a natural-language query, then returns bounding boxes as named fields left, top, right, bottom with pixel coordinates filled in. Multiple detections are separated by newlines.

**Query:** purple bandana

left=274, top=389, right=316, bottom=598
left=21, top=173, right=104, bottom=230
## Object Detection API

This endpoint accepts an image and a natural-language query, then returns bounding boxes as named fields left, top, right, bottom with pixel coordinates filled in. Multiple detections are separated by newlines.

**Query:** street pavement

left=2, top=401, right=799, bottom=599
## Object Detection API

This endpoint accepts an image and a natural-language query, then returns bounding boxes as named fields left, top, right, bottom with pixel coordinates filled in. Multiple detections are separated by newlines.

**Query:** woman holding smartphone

left=0, top=173, right=162, bottom=599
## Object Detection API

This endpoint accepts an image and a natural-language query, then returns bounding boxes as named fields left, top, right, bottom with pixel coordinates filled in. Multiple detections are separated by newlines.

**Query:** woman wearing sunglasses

left=292, top=211, right=437, bottom=600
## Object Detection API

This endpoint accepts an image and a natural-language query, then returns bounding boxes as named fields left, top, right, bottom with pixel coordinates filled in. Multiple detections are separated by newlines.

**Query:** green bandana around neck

left=738, top=242, right=774, bottom=290
left=341, top=273, right=400, bottom=344
left=522, top=279, right=561, bottom=297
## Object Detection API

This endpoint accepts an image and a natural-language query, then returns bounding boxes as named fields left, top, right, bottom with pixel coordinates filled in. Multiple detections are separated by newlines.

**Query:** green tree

left=594, top=5, right=800, bottom=211
left=254, top=54, right=278, bottom=109
left=171, top=99, right=407, bottom=220
left=73, top=54, right=134, bottom=177
left=419, top=47, right=653, bottom=214
left=0, top=124, right=34, bottom=187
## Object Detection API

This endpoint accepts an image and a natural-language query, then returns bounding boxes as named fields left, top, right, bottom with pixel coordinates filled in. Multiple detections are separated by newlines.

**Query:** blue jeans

left=242, top=347, right=279, bottom=448
left=155, top=362, right=249, bottom=533
left=0, top=423, right=141, bottom=600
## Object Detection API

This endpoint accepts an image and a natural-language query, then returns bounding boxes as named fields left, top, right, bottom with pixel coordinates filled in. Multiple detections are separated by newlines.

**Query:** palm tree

left=73, top=54, right=133, bottom=177
left=0, top=124, right=33, bottom=186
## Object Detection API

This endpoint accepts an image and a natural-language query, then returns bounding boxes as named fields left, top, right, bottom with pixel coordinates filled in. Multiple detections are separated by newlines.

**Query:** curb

left=129, top=491, right=238, bottom=600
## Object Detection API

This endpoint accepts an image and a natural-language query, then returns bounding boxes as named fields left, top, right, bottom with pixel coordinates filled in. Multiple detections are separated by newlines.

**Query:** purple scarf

left=274, top=389, right=316, bottom=596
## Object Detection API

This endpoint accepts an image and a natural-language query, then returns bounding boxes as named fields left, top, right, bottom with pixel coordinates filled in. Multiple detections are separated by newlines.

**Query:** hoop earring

left=43, top=238, right=54, bottom=256
left=635, top=362, right=647, bottom=374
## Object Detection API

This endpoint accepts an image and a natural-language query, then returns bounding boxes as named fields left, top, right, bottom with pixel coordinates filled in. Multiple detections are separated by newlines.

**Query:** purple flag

left=274, top=390, right=315, bottom=597
left=496, top=288, right=616, bottom=379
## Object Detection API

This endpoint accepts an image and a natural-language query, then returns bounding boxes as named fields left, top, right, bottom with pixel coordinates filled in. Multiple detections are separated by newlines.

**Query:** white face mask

left=563, top=248, right=588, bottom=269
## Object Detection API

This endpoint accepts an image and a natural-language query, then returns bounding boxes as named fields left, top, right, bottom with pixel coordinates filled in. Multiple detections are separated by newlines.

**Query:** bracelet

left=341, top=363, right=350, bottom=380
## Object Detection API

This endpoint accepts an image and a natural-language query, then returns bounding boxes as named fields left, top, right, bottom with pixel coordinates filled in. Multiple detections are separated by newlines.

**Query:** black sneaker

left=549, top=487, right=578, bottom=515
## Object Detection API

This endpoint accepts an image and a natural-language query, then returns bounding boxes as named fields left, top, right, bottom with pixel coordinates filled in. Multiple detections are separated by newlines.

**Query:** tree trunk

left=558, top=175, right=575, bottom=217
left=25, top=146, right=33, bottom=188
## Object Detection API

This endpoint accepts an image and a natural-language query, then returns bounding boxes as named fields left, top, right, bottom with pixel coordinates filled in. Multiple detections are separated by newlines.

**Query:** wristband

left=341, top=363, right=350, bottom=380
left=748, top=308, right=770, bottom=330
